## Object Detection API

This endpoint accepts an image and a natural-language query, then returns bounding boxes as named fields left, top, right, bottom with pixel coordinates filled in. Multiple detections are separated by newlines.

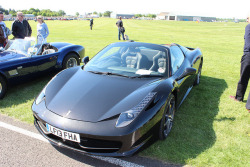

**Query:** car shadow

left=0, top=73, right=56, bottom=108
left=139, top=75, right=228, bottom=164
left=51, top=145, right=120, bottom=167
left=51, top=144, right=181, bottom=167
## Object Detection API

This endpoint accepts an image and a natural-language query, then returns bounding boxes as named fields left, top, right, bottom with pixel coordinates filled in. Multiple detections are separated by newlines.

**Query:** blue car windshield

left=7, top=38, right=36, bottom=56
left=84, top=42, right=169, bottom=78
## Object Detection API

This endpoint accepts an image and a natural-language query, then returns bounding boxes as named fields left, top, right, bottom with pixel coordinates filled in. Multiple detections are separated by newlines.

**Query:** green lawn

left=1, top=18, right=250, bottom=167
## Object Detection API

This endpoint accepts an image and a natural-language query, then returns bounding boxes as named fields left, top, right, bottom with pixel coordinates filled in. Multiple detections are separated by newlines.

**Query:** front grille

left=79, top=138, right=122, bottom=153
left=80, top=138, right=121, bottom=149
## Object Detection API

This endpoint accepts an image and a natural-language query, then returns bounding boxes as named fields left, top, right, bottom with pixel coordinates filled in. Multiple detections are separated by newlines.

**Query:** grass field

left=1, top=18, right=250, bottom=166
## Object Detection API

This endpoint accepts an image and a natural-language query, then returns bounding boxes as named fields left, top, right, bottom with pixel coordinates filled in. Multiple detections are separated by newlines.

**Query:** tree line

left=135, top=14, right=156, bottom=18
left=0, top=6, right=66, bottom=17
left=0, top=6, right=114, bottom=17
left=1, top=6, right=156, bottom=18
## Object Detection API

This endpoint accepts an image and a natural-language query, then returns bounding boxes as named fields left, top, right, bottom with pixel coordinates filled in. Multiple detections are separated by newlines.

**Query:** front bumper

left=34, top=117, right=148, bottom=157
left=32, top=101, right=157, bottom=157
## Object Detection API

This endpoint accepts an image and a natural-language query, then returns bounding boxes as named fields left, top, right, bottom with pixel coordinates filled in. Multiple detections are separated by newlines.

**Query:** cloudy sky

left=2, top=0, right=250, bottom=19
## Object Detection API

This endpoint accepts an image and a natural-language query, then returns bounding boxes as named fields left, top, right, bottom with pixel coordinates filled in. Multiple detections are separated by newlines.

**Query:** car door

left=31, top=52, right=58, bottom=74
left=170, top=45, right=194, bottom=106
left=4, top=56, right=38, bottom=84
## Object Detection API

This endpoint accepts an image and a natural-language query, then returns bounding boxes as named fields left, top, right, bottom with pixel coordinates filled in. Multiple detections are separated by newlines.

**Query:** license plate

left=46, top=123, right=80, bottom=143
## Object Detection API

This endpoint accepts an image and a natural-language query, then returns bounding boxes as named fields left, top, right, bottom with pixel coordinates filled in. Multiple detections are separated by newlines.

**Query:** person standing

left=230, top=13, right=250, bottom=107
left=37, top=15, right=49, bottom=44
left=116, top=16, right=125, bottom=40
left=0, top=11, right=8, bottom=47
left=90, top=18, right=94, bottom=30
left=11, top=12, right=32, bottom=39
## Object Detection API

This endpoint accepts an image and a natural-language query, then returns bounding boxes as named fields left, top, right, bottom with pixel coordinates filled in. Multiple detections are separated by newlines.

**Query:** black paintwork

left=32, top=42, right=203, bottom=156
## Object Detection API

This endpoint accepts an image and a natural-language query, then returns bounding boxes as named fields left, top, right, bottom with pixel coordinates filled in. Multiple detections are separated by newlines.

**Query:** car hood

left=45, top=67, right=160, bottom=122
left=0, top=51, right=26, bottom=63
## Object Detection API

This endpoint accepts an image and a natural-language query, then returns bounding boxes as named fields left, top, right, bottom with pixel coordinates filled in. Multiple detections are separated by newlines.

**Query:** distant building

left=156, top=12, right=170, bottom=20
left=111, top=13, right=135, bottom=19
left=156, top=12, right=216, bottom=22
left=3, top=14, right=12, bottom=21
left=24, top=14, right=35, bottom=18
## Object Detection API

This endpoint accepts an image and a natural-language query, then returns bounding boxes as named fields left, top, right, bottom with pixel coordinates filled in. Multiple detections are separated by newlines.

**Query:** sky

left=2, top=0, right=250, bottom=19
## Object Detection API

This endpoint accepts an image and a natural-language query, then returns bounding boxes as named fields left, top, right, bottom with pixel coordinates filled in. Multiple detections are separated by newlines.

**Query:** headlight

left=35, top=88, right=46, bottom=105
left=116, top=92, right=157, bottom=128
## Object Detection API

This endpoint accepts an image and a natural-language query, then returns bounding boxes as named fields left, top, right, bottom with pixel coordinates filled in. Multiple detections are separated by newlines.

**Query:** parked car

left=0, top=37, right=85, bottom=99
left=32, top=42, right=203, bottom=156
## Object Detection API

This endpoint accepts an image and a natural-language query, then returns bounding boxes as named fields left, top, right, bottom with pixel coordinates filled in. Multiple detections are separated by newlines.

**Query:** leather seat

left=149, top=51, right=167, bottom=73
left=121, top=47, right=142, bottom=69
left=42, top=49, right=56, bottom=55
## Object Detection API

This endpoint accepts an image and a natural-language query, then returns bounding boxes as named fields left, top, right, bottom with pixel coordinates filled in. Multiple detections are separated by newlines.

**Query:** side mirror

left=82, top=56, right=89, bottom=65
left=176, top=67, right=196, bottom=81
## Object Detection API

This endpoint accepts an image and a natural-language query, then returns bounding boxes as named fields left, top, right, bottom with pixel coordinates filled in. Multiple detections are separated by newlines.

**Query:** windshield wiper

left=107, top=72, right=131, bottom=78
left=88, top=71, right=131, bottom=78
left=88, top=71, right=106, bottom=75
left=131, top=74, right=163, bottom=78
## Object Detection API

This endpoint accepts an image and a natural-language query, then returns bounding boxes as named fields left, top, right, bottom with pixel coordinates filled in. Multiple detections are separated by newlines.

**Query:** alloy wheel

left=66, top=58, right=78, bottom=68
left=163, top=98, right=175, bottom=137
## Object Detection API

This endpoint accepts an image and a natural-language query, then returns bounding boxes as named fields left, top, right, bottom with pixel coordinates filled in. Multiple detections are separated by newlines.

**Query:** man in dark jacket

left=90, top=18, right=93, bottom=30
left=116, top=16, right=125, bottom=40
left=230, top=13, right=250, bottom=111
left=11, top=12, right=32, bottom=39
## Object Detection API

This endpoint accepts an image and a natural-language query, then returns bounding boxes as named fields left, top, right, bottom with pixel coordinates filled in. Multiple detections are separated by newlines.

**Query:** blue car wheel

left=0, top=76, right=7, bottom=99
left=62, top=53, right=80, bottom=69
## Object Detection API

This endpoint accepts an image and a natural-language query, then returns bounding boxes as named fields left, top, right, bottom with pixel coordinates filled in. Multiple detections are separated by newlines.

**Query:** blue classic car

left=0, top=38, right=85, bottom=99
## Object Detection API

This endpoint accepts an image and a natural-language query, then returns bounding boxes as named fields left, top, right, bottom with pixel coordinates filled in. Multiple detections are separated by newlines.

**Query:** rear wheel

left=0, top=76, right=7, bottom=99
left=194, top=61, right=202, bottom=86
left=159, top=94, right=176, bottom=140
left=62, top=53, right=80, bottom=69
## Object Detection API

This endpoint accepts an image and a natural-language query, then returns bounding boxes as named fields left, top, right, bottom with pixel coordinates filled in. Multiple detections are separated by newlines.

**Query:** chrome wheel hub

left=66, top=58, right=77, bottom=68
left=164, top=101, right=175, bottom=136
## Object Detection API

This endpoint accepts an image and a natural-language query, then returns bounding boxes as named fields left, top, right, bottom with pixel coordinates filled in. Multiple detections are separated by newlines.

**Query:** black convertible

left=32, top=42, right=203, bottom=157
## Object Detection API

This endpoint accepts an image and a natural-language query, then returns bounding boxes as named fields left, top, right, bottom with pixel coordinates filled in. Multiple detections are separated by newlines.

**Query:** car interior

left=121, top=47, right=168, bottom=74
left=33, top=43, right=58, bottom=56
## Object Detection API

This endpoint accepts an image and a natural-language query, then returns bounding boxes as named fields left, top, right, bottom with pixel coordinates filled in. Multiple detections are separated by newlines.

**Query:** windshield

left=85, top=42, right=169, bottom=78
left=7, top=38, right=37, bottom=56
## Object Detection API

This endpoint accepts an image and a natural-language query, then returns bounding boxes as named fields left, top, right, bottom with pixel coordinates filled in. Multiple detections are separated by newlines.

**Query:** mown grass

left=1, top=18, right=250, bottom=166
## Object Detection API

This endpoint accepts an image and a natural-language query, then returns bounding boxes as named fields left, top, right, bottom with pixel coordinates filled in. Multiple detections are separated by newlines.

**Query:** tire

left=62, top=53, right=80, bottom=69
left=159, top=94, right=176, bottom=140
left=194, top=62, right=202, bottom=86
left=0, top=76, right=7, bottom=99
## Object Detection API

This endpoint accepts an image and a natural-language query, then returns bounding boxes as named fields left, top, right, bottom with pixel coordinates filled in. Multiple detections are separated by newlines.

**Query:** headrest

left=128, top=47, right=140, bottom=54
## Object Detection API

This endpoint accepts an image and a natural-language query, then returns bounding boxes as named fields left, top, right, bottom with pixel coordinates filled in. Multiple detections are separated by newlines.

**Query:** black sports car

left=32, top=42, right=203, bottom=157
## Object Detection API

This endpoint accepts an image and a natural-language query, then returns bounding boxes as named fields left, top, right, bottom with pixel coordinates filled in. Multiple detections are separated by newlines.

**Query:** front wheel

left=0, top=76, right=7, bottom=99
left=159, top=94, right=176, bottom=140
left=62, top=53, right=80, bottom=69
